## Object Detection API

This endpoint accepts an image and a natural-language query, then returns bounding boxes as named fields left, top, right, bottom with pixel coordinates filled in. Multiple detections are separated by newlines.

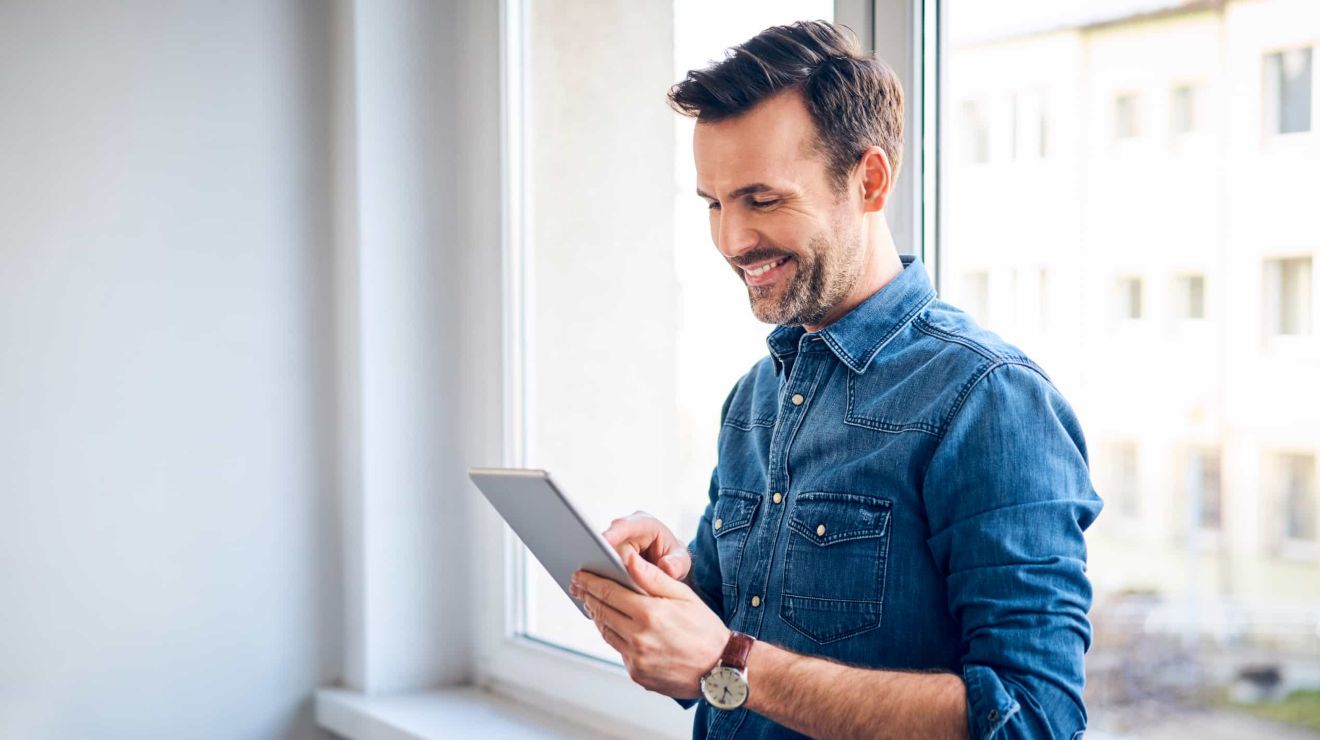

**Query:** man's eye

left=707, top=202, right=721, bottom=211
left=751, top=199, right=779, bottom=209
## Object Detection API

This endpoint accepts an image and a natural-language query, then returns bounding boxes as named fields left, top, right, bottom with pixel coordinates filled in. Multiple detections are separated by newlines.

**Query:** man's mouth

left=742, top=256, right=793, bottom=286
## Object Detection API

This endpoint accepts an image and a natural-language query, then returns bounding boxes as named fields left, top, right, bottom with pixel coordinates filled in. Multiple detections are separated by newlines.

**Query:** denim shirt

left=685, top=257, right=1102, bottom=739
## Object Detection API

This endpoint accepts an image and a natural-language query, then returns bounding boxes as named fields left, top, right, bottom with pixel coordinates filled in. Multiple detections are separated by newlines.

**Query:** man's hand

left=602, top=511, right=691, bottom=580
left=570, top=549, right=729, bottom=699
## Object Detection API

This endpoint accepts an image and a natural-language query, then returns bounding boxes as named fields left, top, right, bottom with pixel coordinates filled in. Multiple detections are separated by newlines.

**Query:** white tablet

left=468, top=467, right=644, bottom=619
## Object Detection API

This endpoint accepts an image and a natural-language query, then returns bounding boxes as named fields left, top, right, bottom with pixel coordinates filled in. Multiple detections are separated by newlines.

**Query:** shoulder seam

left=938, top=359, right=1052, bottom=439
left=912, top=314, right=1034, bottom=365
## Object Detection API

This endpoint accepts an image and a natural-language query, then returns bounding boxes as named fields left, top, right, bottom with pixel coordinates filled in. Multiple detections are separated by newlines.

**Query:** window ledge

left=315, top=687, right=615, bottom=740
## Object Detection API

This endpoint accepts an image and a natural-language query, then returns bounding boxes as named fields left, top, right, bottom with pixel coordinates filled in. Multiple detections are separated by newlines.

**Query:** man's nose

left=715, top=210, right=758, bottom=259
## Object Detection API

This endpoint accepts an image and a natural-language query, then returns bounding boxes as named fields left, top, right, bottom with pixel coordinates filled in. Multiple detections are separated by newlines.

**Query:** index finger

left=574, top=569, right=647, bottom=619
left=602, top=513, right=660, bottom=552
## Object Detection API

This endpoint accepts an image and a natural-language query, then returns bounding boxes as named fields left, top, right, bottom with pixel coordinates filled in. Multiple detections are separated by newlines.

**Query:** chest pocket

left=781, top=492, right=893, bottom=644
left=713, top=488, right=760, bottom=616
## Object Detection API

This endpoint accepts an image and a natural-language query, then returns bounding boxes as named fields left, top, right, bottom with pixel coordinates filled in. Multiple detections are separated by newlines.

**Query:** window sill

left=315, top=687, right=615, bottom=740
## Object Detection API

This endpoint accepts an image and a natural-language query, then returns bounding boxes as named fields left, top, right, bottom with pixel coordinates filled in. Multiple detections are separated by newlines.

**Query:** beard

left=742, top=224, right=865, bottom=327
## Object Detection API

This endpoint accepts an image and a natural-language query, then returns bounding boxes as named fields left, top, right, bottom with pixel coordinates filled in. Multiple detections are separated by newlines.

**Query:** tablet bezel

left=468, top=467, right=645, bottom=620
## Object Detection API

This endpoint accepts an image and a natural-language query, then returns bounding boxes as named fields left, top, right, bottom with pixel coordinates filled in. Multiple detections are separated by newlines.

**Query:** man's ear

left=856, top=146, right=893, bottom=214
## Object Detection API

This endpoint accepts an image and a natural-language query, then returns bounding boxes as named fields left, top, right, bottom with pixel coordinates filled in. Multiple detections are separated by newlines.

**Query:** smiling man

left=569, top=21, right=1102, bottom=740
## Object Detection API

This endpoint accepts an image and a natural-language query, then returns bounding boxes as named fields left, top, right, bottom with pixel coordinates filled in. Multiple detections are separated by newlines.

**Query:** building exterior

left=943, top=0, right=1320, bottom=638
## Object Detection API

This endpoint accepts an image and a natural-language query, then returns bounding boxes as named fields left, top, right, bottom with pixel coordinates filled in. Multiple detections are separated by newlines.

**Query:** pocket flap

left=712, top=488, right=761, bottom=537
left=788, top=492, right=891, bottom=545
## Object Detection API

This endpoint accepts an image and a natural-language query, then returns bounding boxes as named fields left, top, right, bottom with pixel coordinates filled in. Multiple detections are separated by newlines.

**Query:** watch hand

left=721, top=687, right=731, bottom=701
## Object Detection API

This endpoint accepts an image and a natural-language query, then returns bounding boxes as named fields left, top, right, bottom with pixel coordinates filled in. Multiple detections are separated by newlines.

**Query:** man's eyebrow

left=695, top=183, right=775, bottom=200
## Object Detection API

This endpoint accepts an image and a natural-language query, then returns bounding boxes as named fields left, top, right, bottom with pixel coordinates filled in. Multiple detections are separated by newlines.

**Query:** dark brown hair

left=668, top=20, right=904, bottom=192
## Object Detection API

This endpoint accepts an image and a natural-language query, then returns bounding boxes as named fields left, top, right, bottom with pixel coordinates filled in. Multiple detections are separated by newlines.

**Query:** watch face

left=701, top=665, right=749, bottom=710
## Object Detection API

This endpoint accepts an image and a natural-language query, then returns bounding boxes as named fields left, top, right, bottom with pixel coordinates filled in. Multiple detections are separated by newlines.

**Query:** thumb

left=659, top=552, right=690, bottom=580
left=626, top=550, right=687, bottom=599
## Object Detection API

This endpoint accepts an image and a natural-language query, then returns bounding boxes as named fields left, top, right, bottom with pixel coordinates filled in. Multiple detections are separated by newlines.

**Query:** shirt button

left=772, top=492, right=783, bottom=504
left=791, top=393, right=804, bottom=406
left=816, top=523, right=826, bottom=537
left=751, top=595, right=761, bottom=608
left=714, top=518, right=723, bottom=530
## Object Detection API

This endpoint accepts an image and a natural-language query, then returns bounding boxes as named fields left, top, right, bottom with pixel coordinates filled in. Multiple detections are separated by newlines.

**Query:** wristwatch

left=700, top=631, right=754, bottom=710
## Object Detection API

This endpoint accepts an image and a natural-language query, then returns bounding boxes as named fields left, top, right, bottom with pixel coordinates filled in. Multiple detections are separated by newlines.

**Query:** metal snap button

left=714, top=518, right=723, bottom=530
left=816, top=524, right=826, bottom=537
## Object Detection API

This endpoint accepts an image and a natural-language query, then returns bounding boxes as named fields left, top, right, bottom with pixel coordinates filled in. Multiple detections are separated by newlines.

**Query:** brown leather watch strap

left=720, top=631, right=755, bottom=671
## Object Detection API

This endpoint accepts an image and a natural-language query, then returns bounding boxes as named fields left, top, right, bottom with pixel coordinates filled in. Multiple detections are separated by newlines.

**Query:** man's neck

left=803, top=214, right=904, bottom=333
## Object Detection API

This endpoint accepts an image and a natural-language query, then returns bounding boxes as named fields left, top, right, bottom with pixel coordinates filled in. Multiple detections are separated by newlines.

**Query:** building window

left=961, top=270, right=990, bottom=325
left=1173, top=274, right=1206, bottom=320
left=1277, top=453, right=1317, bottom=542
left=1011, top=92, right=1047, bottom=160
left=1186, top=448, right=1222, bottom=530
left=1263, top=257, right=1313, bottom=336
left=1264, top=48, right=1312, bottom=135
left=962, top=100, right=990, bottom=163
left=1114, top=276, right=1144, bottom=320
left=1171, top=84, right=1196, bottom=136
left=1107, top=442, right=1140, bottom=519
left=1037, top=267, right=1050, bottom=329
left=1115, top=93, right=1139, bottom=139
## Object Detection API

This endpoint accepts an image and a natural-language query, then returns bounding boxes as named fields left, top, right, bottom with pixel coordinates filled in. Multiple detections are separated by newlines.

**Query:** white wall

left=0, top=2, right=342, bottom=737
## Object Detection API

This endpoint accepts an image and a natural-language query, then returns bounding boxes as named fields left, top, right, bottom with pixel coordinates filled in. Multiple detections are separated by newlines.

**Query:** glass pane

left=520, top=0, right=832, bottom=662
left=942, top=1, right=1320, bottom=735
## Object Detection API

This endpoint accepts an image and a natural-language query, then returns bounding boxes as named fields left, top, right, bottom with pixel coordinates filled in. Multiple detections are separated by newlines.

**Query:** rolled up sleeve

left=922, top=362, right=1103, bottom=739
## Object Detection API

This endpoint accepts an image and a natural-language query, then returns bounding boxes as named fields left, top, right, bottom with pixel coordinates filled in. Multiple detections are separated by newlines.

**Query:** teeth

left=746, top=257, right=787, bottom=277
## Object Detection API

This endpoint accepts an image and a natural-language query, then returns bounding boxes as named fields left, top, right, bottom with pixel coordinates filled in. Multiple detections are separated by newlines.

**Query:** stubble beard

left=747, top=226, right=865, bottom=327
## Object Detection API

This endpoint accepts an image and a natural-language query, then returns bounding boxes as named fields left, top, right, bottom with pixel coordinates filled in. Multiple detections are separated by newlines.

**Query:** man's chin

left=747, top=293, right=797, bottom=326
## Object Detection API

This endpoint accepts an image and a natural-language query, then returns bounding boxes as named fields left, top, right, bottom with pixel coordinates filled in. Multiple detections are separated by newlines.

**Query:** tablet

left=468, top=467, right=644, bottom=619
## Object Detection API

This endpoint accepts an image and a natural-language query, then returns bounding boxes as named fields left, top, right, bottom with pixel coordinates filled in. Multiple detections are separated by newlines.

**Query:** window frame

left=473, top=0, right=933, bottom=733
left=1262, top=45, right=1315, bottom=138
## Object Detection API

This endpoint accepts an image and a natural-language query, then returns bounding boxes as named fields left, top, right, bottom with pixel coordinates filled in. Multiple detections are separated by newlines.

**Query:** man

left=568, top=21, right=1101, bottom=740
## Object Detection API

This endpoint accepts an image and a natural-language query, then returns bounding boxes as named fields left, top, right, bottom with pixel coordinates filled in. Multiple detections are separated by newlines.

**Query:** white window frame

left=471, top=0, right=932, bottom=734
left=1263, top=44, right=1315, bottom=139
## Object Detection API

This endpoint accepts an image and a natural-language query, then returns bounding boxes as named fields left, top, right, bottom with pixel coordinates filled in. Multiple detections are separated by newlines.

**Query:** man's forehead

left=692, top=90, right=822, bottom=194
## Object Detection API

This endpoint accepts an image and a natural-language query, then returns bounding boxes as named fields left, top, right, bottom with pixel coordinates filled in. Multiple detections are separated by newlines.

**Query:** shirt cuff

left=963, top=663, right=1020, bottom=740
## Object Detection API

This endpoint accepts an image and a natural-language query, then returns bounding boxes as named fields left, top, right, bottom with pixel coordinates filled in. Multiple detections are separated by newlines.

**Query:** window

left=1114, top=276, right=1143, bottom=320
left=1105, top=442, right=1140, bottom=519
left=1263, top=256, right=1313, bottom=336
left=1171, top=84, right=1196, bottom=136
left=1011, top=91, right=1047, bottom=159
left=1185, top=448, right=1222, bottom=530
left=509, top=0, right=834, bottom=682
left=1264, top=47, right=1312, bottom=135
left=1114, top=93, right=1139, bottom=139
left=961, top=270, right=990, bottom=324
left=1173, top=273, right=1206, bottom=320
left=489, top=2, right=1320, bottom=735
left=1276, top=453, right=1317, bottom=543
left=962, top=100, right=990, bottom=163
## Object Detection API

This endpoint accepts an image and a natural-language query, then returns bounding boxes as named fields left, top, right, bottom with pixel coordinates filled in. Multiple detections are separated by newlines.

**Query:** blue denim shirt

left=685, top=257, right=1102, bottom=739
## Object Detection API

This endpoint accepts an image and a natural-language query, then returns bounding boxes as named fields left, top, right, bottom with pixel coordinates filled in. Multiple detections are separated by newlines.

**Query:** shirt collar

left=766, top=255, right=935, bottom=375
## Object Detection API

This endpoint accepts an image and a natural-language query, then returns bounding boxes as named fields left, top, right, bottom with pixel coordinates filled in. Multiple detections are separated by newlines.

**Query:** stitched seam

left=843, top=365, right=944, bottom=436
left=855, top=291, right=936, bottom=370
left=937, top=359, right=1050, bottom=440
left=913, top=315, right=1012, bottom=362
left=760, top=358, right=827, bottom=643
left=723, top=415, right=775, bottom=430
